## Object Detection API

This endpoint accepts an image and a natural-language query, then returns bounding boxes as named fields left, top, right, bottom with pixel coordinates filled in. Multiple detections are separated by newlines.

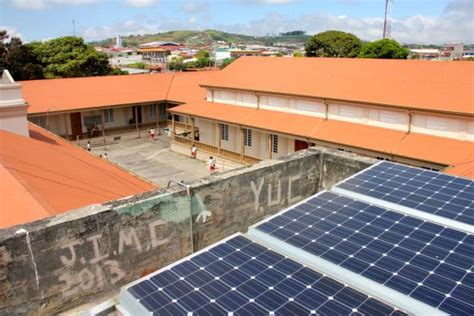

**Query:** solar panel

left=253, top=191, right=474, bottom=315
left=334, top=161, right=474, bottom=227
left=119, top=234, right=405, bottom=315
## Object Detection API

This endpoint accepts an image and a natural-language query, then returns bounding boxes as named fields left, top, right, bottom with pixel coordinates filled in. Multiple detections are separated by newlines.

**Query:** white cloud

left=0, top=26, right=24, bottom=41
left=219, top=0, right=473, bottom=44
left=81, top=0, right=473, bottom=44
left=237, top=0, right=296, bottom=4
left=8, top=0, right=159, bottom=9
left=9, top=0, right=101, bottom=10
left=124, top=0, right=157, bottom=7
left=183, top=1, right=207, bottom=13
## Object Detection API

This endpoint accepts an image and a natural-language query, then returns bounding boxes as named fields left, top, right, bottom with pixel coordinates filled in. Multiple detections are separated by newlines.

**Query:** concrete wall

left=0, top=147, right=374, bottom=315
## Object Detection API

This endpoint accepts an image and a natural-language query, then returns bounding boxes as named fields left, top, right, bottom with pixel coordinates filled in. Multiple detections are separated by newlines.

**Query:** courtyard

left=89, top=132, right=242, bottom=187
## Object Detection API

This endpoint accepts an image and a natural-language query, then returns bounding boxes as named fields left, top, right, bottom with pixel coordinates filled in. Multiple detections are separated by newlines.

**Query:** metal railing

left=174, top=135, right=261, bottom=165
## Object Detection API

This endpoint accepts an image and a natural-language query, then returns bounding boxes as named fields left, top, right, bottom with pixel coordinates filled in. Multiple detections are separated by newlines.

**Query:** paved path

left=91, top=135, right=235, bottom=187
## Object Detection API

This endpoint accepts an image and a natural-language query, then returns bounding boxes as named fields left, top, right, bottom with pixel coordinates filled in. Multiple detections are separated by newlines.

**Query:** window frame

left=244, top=128, right=252, bottom=147
left=104, top=109, right=114, bottom=123
left=219, top=123, right=229, bottom=141
left=271, top=134, right=278, bottom=154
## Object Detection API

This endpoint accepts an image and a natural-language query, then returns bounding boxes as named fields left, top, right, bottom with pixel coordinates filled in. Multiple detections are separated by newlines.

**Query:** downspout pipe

left=167, top=180, right=194, bottom=253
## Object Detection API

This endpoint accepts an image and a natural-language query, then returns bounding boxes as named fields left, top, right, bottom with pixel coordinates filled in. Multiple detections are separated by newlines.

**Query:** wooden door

left=132, top=106, right=143, bottom=124
left=294, top=139, right=309, bottom=151
left=70, top=112, right=82, bottom=138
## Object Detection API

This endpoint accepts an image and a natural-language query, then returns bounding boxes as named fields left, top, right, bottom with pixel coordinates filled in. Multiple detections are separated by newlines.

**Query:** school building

left=20, top=57, right=474, bottom=179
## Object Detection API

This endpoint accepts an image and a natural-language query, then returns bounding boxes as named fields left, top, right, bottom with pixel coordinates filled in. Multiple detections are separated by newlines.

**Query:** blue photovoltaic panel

left=336, top=161, right=474, bottom=225
left=256, top=192, right=474, bottom=315
left=126, top=235, right=405, bottom=315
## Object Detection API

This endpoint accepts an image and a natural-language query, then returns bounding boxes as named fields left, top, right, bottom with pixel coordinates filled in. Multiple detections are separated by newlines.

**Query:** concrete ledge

left=0, top=146, right=374, bottom=314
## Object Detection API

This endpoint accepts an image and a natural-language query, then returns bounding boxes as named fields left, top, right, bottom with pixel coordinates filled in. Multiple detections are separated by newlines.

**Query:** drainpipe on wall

left=256, top=93, right=260, bottom=110
left=407, top=110, right=413, bottom=133
left=167, top=180, right=194, bottom=254
left=323, top=100, right=329, bottom=120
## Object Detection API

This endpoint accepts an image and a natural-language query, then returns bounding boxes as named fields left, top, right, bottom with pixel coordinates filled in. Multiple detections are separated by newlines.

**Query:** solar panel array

left=119, top=161, right=473, bottom=315
left=124, top=235, right=405, bottom=315
left=256, top=191, right=474, bottom=315
left=336, top=161, right=474, bottom=225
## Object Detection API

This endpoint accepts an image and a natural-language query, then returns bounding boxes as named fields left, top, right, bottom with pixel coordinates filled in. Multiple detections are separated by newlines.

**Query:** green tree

left=0, top=30, right=43, bottom=80
left=31, top=36, right=113, bottom=78
left=169, top=56, right=184, bottom=71
left=293, top=51, right=303, bottom=57
left=219, top=57, right=235, bottom=69
left=195, top=50, right=210, bottom=59
left=305, top=30, right=361, bottom=58
left=358, top=39, right=409, bottom=59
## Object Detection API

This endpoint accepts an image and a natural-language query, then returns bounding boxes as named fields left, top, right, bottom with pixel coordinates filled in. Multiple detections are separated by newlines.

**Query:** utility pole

left=72, top=19, right=76, bottom=37
left=383, top=0, right=393, bottom=39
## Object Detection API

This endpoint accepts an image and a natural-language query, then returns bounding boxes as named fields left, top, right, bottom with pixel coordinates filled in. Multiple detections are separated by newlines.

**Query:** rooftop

left=200, top=57, right=474, bottom=116
left=0, top=123, right=155, bottom=228
left=21, top=71, right=218, bottom=114
left=170, top=100, right=474, bottom=178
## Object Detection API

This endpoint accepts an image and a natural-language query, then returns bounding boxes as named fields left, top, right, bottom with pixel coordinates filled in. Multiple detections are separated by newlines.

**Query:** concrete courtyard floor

left=90, top=134, right=239, bottom=187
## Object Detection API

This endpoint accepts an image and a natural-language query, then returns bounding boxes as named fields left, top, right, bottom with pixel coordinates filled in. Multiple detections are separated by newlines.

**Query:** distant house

left=409, top=48, right=440, bottom=60
left=138, top=47, right=171, bottom=65
left=230, top=50, right=265, bottom=58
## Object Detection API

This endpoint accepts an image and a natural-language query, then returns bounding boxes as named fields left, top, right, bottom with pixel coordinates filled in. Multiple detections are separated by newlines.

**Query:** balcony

left=174, top=135, right=261, bottom=165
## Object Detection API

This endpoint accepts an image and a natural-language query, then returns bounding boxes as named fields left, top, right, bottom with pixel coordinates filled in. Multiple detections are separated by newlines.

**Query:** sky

left=0, top=0, right=473, bottom=44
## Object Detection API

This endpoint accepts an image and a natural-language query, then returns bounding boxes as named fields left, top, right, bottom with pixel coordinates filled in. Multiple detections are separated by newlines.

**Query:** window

left=271, top=134, right=278, bottom=153
left=149, top=104, right=157, bottom=118
left=244, top=129, right=252, bottom=147
left=104, top=109, right=113, bottom=123
left=426, top=117, right=448, bottom=131
left=160, top=104, right=167, bottom=117
left=339, top=105, right=358, bottom=118
left=379, top=110, right=398, bottom=124
left=29, top=116, right=47, bottom=128
left=219, top=123, right=229, bottom=141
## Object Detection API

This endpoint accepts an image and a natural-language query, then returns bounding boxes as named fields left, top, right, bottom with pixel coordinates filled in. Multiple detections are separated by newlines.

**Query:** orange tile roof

left=22, top=73, right=174, bottom=114
left=200, top=57, right=474, bottom=116
left=170, top=101, right=474, bottom=178
left=392, top=133, right=474, bottom=166
left=312, top=120, right=407, bottom=154
left=166, top=71, right=219, bottom=104
left=444, top=161, right=474, bottom=179
left=0, top=123, right=155, bottom=228
left=22, top=71, right=218, bottom=114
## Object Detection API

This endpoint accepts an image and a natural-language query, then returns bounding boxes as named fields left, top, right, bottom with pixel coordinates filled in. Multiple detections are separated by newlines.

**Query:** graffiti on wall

left=57, top=219, right=169, bottom=297
left=251, top=175, right=301, bottom=213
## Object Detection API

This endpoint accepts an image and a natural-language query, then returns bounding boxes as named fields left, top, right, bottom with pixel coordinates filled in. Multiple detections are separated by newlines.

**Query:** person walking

left=86, top=140, right=91, bottom=152
left=150, top=128, right=155, bottom=141
left=191, top=145, right=197, bottom=159
left=209, top=156, right=215, bottom=173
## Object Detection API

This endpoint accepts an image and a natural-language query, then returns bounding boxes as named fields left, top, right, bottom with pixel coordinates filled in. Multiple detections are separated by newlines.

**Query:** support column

left=134, top=106, right=140, bottom=138
left=63, top=114, right=69, bottom=140
left=191, top=117, right=196, bottom=145
left=240, top=127, right=245, bottom=162
left=171, top=114, right=176, bottom=141
left=216, top=123, right=221, bottom=155
left=268, top=134, right=273, bottom=160
left=101, top=109, right=106, bottom=151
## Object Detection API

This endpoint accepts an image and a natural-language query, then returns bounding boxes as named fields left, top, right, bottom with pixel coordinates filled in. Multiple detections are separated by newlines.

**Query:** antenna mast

left=383, top=0, right=393, bottom=38
left=72, top=19, right=76, bottom=37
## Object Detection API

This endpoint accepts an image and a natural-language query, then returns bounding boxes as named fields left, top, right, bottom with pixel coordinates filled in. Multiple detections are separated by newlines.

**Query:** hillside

left=91, top=29, right=308, bottom=47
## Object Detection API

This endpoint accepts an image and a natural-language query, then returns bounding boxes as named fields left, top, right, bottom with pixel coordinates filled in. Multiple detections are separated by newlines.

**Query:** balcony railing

left=174, top=135, right=261, bottom=165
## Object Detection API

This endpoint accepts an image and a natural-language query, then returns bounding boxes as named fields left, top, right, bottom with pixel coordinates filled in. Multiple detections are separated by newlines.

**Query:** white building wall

left=412, top=114, right=473, bottom=141
left=207, top=88, right=473, bottom=142
left=243, top=129, right=262, bottom=158
left=195, top=118, right=215, bottom=145
left=367, top=108, right=409, bottom=131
